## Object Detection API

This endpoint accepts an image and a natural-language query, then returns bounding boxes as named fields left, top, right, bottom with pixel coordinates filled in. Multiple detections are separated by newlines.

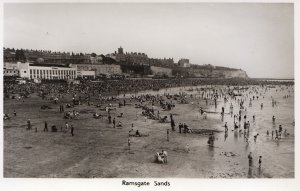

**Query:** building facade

left=3, top=62, right=19, bottom=77
left=73, top=64, right=122, bottom=75
left=178, top=58, right=190, bottom=67
left=16, top=63, right=77, bottom=80
left=77, top=70, right=95, bottom=79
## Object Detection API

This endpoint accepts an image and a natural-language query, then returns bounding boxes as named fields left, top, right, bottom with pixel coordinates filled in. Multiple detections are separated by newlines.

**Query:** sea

left=122, top=84, right=294, bottom=178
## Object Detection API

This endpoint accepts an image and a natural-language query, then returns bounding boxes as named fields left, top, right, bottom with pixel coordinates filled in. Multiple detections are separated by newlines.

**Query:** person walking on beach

left=70, top=125, right=74, bottom=136
left=128, top=138, right=131, bottom=151
left=27, top=119, right=31, bottom=130
left=65, top=122, right=69, bottom=133
left=224, top=131, right=228, bottom=141
left=279, top=125, right=283, bottom=133
left=44, top=121, right=48, bottom=132
left=183, top=123, right=188, bottom=134
left=203, top=112, right=207, bottom=119
left=162, top=150, right=168, bottom=163
left=170, top=114, right=175, bottom=131
left=258, top=156, right=262, bottom=168
left=248, top=152, right=253, bottom=167
left=223, top=122, right=228, bottom=132
left=13, top=110, right=16, bottom=116
left=108, top=114, right=112, bottom=124
left=179, top=123, right=182, bottom=134
left=113, top=117, right=116, bottom=128
left=185, top=144, right=190, bottom=152
left=254, top=133, right=259, bottom=142
left=208, top=132, right=215, bottom=146
left=167, top=129, right=169, bottom=141
left=275, top=130, right=279, bottom=140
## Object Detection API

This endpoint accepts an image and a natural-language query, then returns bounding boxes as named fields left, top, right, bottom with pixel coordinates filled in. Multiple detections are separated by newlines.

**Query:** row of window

left=4, top=70, right=18, bottom=74
left=29, top=69, right=76, bottom=79
left=29, top=69, right=76, bottom=76
left=30, top=74, right=75, bottom=79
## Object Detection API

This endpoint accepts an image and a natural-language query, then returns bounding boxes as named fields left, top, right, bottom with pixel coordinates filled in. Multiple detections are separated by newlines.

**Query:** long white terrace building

left=17, top=63, right=77, bottom=80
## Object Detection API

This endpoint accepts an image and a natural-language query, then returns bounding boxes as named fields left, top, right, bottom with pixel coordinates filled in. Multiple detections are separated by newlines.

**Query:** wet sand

left=3, top=85, right=294, bottom=178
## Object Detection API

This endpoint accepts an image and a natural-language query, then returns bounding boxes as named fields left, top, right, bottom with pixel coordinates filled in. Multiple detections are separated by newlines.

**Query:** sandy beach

left=3, top=84, right=294, bottom=178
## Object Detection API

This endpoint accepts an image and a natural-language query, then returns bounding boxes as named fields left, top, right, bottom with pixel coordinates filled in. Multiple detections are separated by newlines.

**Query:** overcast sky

left=4, top=3, right=294, bottom=78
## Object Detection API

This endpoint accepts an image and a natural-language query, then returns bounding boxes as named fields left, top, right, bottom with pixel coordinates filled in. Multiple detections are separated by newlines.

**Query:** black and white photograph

left=1, top=1, right=299, bottom=191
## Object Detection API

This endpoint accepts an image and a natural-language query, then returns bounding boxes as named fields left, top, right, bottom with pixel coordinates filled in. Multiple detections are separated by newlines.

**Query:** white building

left=182, top=63, right=191, bottom=68
left=15, top=62, right=77, bottom=80
left=178, top=58, right=190, bottom=68
left=3, top=62, right=19, bottom=77
left=73, top=64, right=122, bottom=75
left=77, top=70, right=95, bottom=79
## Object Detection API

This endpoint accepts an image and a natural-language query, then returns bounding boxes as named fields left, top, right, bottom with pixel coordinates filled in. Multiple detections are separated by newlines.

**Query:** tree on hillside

left=15, top=49, right=26, bottom=62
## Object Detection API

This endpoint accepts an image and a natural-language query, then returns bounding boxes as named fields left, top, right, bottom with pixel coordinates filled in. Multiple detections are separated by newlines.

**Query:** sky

left=3, top=3, right=294, bottom=78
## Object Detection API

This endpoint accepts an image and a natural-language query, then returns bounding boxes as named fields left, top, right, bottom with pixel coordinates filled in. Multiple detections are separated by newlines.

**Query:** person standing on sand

left=128, top=138, right=131, bottom=151
left=70, top=125, right=74, bottom=136
left=44, top=121, right=48, bottom=132
left=248, top=152, right=253, bottom=167
left=108, top=114, right=112, bottom=124
left=254, top=133, right=259, bottom=142
left=161, top=149, right=168, bottom=163
left=179, top=123, right=182, bottom=134
left=27, top=119, right=31, bottom=130
left=258, top=156, right=262, bottom=168
left=170, top=114, right=175, bottom=131
left=113, top=117, right=116, bottom=128
left=13, top=110, right=16, bottom=116
left=65, top=122, right=69, bottom=133
left=223, top=122, right=228, bottom=132
left=167, top=129, right=169, bottom=141
left=279, top=125, right=283, bottom=133
left=275, top=130, right=279, bottom=140
left=183, top=123, right=188, bottom=134
left=185, top=144, right=190, bottom=152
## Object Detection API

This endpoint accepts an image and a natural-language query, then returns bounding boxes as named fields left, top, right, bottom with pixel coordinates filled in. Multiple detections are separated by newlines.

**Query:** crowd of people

left=3, top=77, right=294, bottom=177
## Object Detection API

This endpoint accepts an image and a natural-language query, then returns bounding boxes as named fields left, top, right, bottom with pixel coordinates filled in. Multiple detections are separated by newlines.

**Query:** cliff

left=170, top=66, right=249, bottom=78
left=222, top=69, right=248, bottom=78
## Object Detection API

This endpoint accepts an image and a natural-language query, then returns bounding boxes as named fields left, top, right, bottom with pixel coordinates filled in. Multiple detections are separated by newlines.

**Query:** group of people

left=3, top=76, right=294, bottom=177
left=248, top=152, right=262, bottom=168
